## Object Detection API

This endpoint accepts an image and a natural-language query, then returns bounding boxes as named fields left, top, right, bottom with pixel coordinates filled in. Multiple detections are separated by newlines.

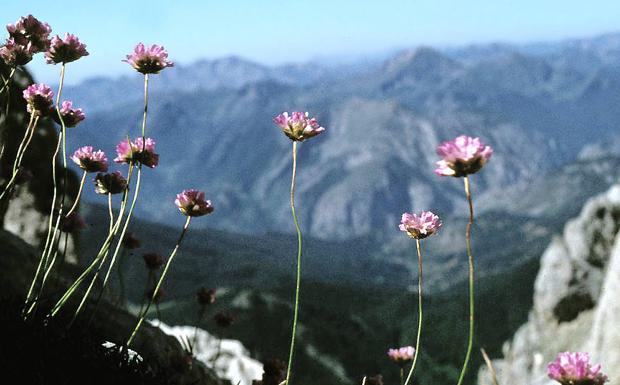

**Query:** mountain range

left=54, top=32, right=620, bottom=244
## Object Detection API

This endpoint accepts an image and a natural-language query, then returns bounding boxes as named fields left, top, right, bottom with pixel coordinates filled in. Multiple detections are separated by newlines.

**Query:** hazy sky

left=4, top=0, right=620, bottom=84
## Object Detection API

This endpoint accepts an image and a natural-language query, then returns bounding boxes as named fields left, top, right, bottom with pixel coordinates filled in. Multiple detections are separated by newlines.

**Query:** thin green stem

left=0, top=113, right=36, bottom=202
left=31, top=64, right=68, bottom=316
left=455, top=175, right=476, bottom=385
left=0, top=67, right=16, bottom=94
left=47, top=169, right=132, bottom=318
left=100, top=72, right=149, bottom=299
left=480, top=348, right=500, bottom=385
left=403, top=239, right=423, bottom=385
left=72, top=169, right=133, bottom=320
left=400, top=368, right=404, bottom=385
left=285, top=140, right=302, bottom=385
left=65, top=170, right=87, bottom=217
left=127, top=216, right=192, bottom=346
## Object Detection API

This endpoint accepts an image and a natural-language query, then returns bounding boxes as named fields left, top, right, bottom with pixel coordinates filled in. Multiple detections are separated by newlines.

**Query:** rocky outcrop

left=157, top=321, right=263, bottom=385
left=478, top=185, right=620, bottom=385
left=0, top=228, right=223, bottom=385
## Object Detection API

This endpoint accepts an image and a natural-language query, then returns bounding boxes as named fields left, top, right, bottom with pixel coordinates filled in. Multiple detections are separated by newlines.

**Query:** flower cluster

left=175, top=189, right=214, bottom=217
left=387, top=346, right=415, bottom=366
left=52, top=101, right=86, bottom=128
left=22, top=83, right=53, bottom=115
left=399, top=211, right=442, bottom=239
left=548, top=352, right=608, bottom=385
left=6, top=14, right=51, bottom=53
left=273, top=111, right=325, bottom=142
left=435, top=135, right=493, bottom=177
left=0, top=38, right=34, bottom=66
left=114, top=137, right=159, bottom=168
left=123, top=43, right=173, bottom=74
left=45, top=33, right=88, bottom=64
left=71, top=146, right=108, bottom=173
left=94, top=171, right=127, bottom=195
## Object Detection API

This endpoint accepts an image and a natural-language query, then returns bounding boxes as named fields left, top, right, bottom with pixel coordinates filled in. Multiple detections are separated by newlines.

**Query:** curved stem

left=65, top=170, right=87, bottom=217
left=0, top=67, right=16, bottom=94
left=285, top=140, right=302, bottom=385
left=48, top=169, right=132, bottom=318
left=32, top=64, right=68, bottom=315
left=107, top=193, right=114, bottom=233
left=403, top=239, right=423, bottom=385
left=455, top=176, right=476, bottom=385
left=127, top=216, right=192, bottom=346
left=0, top=113, right=36, bottom=202
left=480, top=348, right=500, bottom=385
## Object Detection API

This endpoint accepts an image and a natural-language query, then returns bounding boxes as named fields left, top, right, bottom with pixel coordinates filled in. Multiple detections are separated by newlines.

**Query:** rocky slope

left=478, top=185, right=620, bottom=385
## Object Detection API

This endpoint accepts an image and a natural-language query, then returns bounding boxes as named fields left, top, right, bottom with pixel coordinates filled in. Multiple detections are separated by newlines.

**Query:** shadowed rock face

left=0, top=63, right=79, bottom=260
left=478, top=185, right=620, bottom=385
left=0, top=229, right=224, bottom=385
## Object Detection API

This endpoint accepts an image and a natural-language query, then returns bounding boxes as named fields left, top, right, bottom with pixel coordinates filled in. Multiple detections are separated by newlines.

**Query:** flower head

left=0, top=38, right=34, bottom=66
left=60, top=212, right=86, bottom=233
left=196, top=287, right=216, bottom=306
left=387, top=346, right=415, bottom=366
left=175, top=189, right=214, bottom=217
left=214, top=312, right=236, bottom=328
left=399, top=211, right=442, bottom=239
left=22, top=83, right=53, bottom=115
left=52, top=100, right=85, bottom=127
left=71, top=146, right=108, bottom=173
left=123, top=43, right=173, bottom=74
left=548, top=352, right=608, bottom=385
left=94, top=171, right=127, bottom=195
left=6, top=15, right=51, bottom=53
left=435, top=135, right=493, bottom=177
left=273, top=111, right=326, bottom=142
left=45, top=33, right=88, bottom=64
left=114, top=137, right=159, bottom=168
left=143, top=253, right=165, bottom=270
left=122, top=232, right=141, bottom=249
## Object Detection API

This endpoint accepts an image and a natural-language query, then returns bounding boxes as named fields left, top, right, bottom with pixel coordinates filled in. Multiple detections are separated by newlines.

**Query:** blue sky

left=5, top=0, right=620, bottom=84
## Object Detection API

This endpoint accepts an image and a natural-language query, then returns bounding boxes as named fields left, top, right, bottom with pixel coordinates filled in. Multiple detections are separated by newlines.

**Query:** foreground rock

left=157, top=321, right=263, bottom=385
left=0, top=229, right=224, bottom=385
left=478, top=185, right=620, bottom=385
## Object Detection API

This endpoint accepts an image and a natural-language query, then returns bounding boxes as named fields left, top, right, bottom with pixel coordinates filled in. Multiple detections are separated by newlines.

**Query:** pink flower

left=6, top=14, right=51, bottom=53
left=387, top=346, right=415, bottom=366
left=273, top=111, right=326, bottom=142
left=435, top=135, right=493, bottom=177
left=94, top=171, right=127, bottom=195
left=52, top=100, right=85, bottom=127
left=45, top=33, right=88, bottom=64
left=399, top=211, right=442, bottom=239
left=175, top=189, right=214, bottom=217
left=71, top=146, right=108, bottom=173
left=0, top=38, right=34, bottom=66
left=548, top=352, right=608, bottom=385
left=114, top=137, right=159, bottom=168
left=22, top=83, right=53, bottom=115
left=123, top=43, right=173, bottom=74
